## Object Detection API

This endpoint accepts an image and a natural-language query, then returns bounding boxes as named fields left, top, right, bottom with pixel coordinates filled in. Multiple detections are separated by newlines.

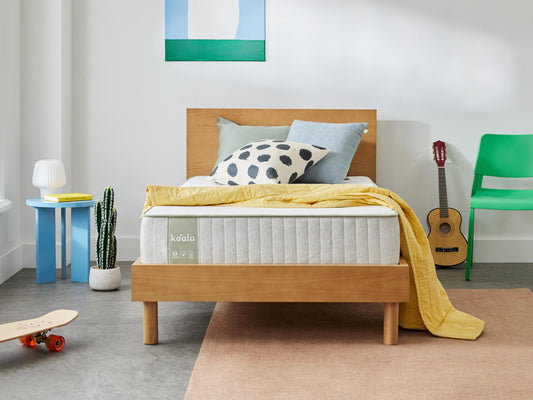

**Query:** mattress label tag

left=168, top=218, right=198, bottom=264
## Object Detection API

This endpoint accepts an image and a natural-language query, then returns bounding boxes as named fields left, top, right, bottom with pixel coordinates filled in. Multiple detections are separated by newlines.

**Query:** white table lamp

left=32, top=159, right=66, bottom=197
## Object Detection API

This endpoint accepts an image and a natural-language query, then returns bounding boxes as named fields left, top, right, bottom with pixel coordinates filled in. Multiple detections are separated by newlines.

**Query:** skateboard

left=0, top=309, right=78, bottom=352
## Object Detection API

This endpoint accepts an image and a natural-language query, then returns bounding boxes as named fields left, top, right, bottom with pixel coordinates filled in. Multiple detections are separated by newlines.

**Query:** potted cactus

left=89, top=186, right=121, bottom=291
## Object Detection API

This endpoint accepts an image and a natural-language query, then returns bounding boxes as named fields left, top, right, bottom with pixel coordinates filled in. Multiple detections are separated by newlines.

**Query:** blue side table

left=26, top=198, right=95, bottom=284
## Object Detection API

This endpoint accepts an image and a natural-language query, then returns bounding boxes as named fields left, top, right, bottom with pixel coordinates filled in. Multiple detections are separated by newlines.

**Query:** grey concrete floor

left=0, top=262, right=215, bottom=400
left=1, top=261, right=532, bottom=399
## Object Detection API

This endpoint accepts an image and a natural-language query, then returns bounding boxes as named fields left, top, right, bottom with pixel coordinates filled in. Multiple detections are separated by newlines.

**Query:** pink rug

left=185, top=289, right=533, bottom=399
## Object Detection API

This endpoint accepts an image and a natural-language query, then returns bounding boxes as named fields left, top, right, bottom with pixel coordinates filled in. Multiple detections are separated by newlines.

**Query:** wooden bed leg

left=143, top=301, right=158, bottom=345
left=383, top=302, right=399, bottom=345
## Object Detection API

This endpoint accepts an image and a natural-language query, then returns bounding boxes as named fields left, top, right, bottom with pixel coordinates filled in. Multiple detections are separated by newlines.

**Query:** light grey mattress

left=140, top=177, right=400, bottom=265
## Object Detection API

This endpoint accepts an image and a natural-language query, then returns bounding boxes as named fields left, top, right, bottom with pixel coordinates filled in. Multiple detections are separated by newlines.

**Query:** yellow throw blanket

left=144, top=183, right=484, bottom=340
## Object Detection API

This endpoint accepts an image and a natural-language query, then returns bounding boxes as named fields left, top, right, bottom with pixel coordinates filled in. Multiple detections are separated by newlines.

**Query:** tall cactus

left=95, top=186, right=117, bottom=269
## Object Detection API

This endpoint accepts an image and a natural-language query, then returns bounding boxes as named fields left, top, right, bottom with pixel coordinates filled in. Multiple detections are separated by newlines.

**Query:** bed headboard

left=187, top=109, right=377, bottom=181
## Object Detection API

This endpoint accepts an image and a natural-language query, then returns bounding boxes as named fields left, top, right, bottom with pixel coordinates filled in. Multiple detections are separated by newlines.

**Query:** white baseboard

left=0, top=244, right=23, bottom=284
left=18, top=237, right=533, bottom=270
left=22, top=236, right=140, bottom=268
left=108, top=238, right=532, bottom=264
left=23, top=241, right=72, bottom=269
left=474, top=239, right=533, bottom=263
left=89, top=236, right=139, bottom=264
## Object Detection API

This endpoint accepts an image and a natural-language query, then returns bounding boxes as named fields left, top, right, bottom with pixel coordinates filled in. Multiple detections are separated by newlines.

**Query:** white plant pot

left=89, top=266, right=121, bottom=291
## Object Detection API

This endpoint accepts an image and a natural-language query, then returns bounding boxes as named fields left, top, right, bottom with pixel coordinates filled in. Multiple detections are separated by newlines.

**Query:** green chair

left=466, top=134, right=533, bottom=280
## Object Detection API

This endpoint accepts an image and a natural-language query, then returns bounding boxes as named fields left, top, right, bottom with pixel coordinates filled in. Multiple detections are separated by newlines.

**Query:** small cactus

left=95, top=186, right=117, bottom=269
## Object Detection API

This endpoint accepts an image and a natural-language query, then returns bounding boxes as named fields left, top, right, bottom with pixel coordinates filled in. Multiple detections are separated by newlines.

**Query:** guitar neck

left=438, top=167, right=449, bottom=218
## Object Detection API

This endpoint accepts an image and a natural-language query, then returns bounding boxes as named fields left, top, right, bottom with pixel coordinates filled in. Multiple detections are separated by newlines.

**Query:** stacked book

left=43, top=193, right=93, bottom=202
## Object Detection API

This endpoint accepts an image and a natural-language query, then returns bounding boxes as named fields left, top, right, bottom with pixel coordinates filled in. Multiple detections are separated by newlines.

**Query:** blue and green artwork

left=165, top=0, right=265, bottom=61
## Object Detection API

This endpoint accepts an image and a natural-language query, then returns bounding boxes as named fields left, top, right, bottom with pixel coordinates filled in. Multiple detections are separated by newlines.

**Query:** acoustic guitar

left=426, top=140, right=468, bottom=267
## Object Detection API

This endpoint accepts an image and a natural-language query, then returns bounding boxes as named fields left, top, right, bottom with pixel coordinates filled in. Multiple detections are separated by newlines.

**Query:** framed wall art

left=165, top=0, right=265, bottom=61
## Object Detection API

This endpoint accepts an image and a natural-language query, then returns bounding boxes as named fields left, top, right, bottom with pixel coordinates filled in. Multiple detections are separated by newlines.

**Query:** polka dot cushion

left=209, top=139, right=331, bottom=185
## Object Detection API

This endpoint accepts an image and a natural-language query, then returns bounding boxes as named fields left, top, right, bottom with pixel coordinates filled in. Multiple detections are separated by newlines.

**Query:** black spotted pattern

left=279, top=155, right=292, bottom=166
left=299, top=148, right=312, bottom=161
left=210, top=139, right=330, bottom=186
left=266, top=167, right=278, bottom=179
left=289, top=172, right=298, bottom=183
left=248, top=165, right=259, bottom=179
left=227, top=163, right=238, bottom=177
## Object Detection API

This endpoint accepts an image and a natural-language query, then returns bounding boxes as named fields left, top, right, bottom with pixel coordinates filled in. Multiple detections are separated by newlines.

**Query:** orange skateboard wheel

left=45, top=335, right=65, bottom=352
left=19, top=335, right=36, bottom=347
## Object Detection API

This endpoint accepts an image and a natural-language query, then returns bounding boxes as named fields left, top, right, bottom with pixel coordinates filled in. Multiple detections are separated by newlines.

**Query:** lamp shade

left=32, top=159, right=66, bottom=197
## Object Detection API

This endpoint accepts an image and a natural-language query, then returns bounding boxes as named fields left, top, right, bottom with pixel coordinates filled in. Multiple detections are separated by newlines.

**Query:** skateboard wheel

left=19, top=335, right=36, bottom=347
left=45, top=335, right=65, bottom=352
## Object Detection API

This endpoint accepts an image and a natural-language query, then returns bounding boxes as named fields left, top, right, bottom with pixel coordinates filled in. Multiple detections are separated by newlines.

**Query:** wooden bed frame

left=131, top=109, right=409, bottom=345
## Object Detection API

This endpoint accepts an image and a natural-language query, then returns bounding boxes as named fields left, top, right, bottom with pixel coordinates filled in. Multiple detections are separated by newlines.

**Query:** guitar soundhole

left=439, top=223, right=451, bottom=234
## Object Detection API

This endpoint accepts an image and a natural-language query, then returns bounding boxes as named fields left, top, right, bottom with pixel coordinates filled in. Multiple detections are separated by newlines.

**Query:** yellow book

left=44, top=193, right=93, bottom=202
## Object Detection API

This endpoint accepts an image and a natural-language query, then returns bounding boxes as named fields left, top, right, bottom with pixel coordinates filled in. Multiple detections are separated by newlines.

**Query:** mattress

left=140, top=177, right=400, bottom=265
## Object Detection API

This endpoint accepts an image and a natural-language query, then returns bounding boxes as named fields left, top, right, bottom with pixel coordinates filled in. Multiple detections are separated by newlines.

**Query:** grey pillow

left=215, top=117, right=290, bottom=166
left=287, top=120, right=368, bottom=184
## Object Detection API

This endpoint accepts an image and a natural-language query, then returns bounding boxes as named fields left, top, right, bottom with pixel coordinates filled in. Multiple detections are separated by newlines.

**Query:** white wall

left=0, top=0, right=22, bottom=283
left=14, top=0, right=533, bottom=272
left=19, top=0, right=73, bottom=269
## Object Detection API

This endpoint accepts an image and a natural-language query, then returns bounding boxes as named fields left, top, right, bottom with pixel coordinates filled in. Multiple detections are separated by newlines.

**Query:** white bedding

left=182, top=175, right=377, bottom=188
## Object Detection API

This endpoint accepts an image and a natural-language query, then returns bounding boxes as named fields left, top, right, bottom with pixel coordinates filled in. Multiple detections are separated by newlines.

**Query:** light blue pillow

left=287, top=120, right=368, bottom=184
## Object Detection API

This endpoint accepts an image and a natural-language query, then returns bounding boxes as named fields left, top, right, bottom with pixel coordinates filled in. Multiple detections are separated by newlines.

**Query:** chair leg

left=465, top=208, right=475, bottom=281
